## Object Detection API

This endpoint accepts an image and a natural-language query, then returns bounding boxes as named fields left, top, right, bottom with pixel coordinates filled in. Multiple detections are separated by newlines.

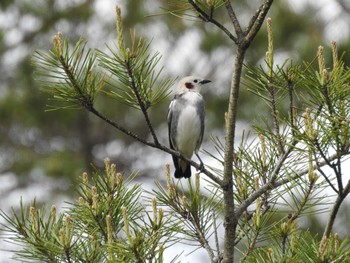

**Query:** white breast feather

left=175, top=92, right=201, bottom=158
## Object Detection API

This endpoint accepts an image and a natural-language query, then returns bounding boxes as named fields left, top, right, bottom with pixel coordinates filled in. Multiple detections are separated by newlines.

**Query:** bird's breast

left=175, top=103, right=201, bottom=158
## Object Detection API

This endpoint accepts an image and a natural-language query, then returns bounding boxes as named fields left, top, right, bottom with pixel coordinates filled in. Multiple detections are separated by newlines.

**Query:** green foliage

left=97, top=38, right=173, bottom=110
left=0, top=160, right=179, bottom=263
left=33, top=34, right=102, bottom=110
left=33, top=8, right=173, bottom=113
left=154, top=165, right=222, bottom=252
left=245, top=231, right=350, bottom=263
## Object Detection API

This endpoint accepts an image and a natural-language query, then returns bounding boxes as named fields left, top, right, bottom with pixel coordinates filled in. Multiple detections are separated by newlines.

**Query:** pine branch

left=235, top=150, right=349, bottom=220
left=124, top=59, right=159, bottom=145
left=323, top=180, right=350, bottom=239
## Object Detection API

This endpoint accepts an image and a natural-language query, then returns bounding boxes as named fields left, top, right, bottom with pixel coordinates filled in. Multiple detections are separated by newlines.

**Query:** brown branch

left=323, top=179, right=350, bottom=238
left=222, top=46, right=246, bottom=263
left=187, top=0, right=238, bottom=44
left=224, top=1, right=243, bottom=37
left=245, top=0, right=274, bottom=43
left=221, top=2, right=275, bottom=262
left=59, top=55, right=93, bottom=109
left=125, top=60, right=159, bottom=146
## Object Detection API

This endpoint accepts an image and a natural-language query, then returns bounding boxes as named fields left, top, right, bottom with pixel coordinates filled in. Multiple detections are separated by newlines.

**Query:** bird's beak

left=199, top=79, right=211, bottom=85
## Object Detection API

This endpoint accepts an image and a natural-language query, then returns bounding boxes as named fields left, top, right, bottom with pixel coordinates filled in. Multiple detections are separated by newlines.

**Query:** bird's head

left=177, top=76, right=211, bottom=94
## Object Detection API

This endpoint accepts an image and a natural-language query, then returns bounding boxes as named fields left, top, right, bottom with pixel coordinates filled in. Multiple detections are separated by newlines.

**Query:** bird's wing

left=196, top=97, right=205, bottom=151
left=167, top=98, right=176, bottom=150
left=168, top=97, right=181, bottom=173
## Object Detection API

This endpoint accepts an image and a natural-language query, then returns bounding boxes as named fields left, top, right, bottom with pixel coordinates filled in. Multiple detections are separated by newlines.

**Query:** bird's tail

left=173, top=158, right=191, bottom=178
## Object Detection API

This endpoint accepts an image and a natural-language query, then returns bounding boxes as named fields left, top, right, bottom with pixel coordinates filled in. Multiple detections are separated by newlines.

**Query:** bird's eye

left=193, top=79, right=198, bottom=83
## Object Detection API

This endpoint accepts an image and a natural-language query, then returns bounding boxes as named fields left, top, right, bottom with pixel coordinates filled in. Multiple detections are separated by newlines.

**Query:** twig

left=224, top=1, right=243, bottom=37
left=244, top=0, right=274, bottom=43
left=314, top=153, right=338, bottom=194
left=212, top=210, right=220, bottom=256
left=235, top=151, right=348, bottom=219
left=323, top=180, right=350, bottom=238
left=58, top=56, right=93, bottom=109
left=268, top=82, right=284, bottom=155
left=125, top=60, right=159, bottom=146
left=286, top=75, right=296, bottom=137
left=322, top=84, right=344, bottom=192
left=175, top=198, right=216, bottom=262
left=187, top=0, right=238, bottom=44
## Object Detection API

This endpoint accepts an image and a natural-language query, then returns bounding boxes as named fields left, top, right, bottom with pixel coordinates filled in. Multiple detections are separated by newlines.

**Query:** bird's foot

left=198, top=163, right=205, bottom=173
left=196, top=153, right=205, bottom=173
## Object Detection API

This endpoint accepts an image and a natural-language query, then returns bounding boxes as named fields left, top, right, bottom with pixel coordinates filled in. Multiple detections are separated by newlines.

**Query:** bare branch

left=188, top=0, right=238, bottom=44
left=224, top=1, right=243, bottom=37
left=323, top=179, right=350, bottom=238
left=245, top=0, right=274, bottom=43
left=222, top=46, right=246, bottom=263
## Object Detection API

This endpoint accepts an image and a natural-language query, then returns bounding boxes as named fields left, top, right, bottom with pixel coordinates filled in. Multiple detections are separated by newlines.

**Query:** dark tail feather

left=172, top=155, right=191, bottom=179
left=174, top=164, right=191, bottom=178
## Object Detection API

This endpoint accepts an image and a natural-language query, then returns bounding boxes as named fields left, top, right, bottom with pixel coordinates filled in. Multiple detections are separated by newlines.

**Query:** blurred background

left=1, top=0, right=350, bottom=261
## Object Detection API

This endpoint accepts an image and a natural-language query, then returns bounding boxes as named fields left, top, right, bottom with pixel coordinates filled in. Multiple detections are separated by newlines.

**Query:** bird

left=168, top=76, right=211, bottom=178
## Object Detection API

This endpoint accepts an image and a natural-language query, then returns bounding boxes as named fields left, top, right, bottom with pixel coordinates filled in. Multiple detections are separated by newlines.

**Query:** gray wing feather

left=195, top=97, right=205, bottom=152
left=167, top=98, right=176, bottom=150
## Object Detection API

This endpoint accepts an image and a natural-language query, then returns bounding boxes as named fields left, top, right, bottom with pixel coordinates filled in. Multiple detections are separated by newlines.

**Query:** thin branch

left=315, top=164, right=338, bottom=194
left=235, top=151, right=347, bottom=219
left=125, top=60, right=159, bottom=145
left=192, top=220, right=216, bottom=262
left=245, top=0, right=274, bottom=43
left=224, top=1, right=243, bottom=37
left=233, top=204, right=270, bottom=247
left=212, top=211, right=220, bottom=256
left=323, top=179, right=350, bottom=238
left=288, top=177, right=315, bottom=222
left=172, top=194, right=216, bottom=262
left=58, top=56, right=93, bottom=109
left=268, top=82, right=284, bottom=155
left=315, top=135, right=343, bottom=193
left=314, top=139, right=334, bottom=168
left=245, top=4, right=264, bottom=35
left=286, top=76, right=296, bottom=137
left=242, top=228, right=259, bottom=261
left=187, top=0, right=238, bottom=44
left=322, top=84, right=344, bottom=192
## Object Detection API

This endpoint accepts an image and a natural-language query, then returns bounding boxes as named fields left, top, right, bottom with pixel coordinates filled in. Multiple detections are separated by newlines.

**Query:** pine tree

left=2, top=1, right=350, bottom=262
